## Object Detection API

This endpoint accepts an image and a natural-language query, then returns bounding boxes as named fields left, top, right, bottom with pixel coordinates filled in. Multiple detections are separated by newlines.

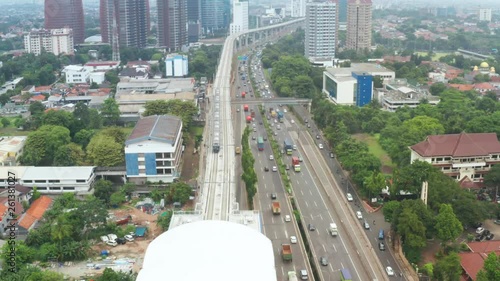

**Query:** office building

left=165, top=54, right=189, bottom=77
left=479, top=8, right=492, bottom=22
left=157, top=0, right=188, bottom=51
left=125, top=115, right=183, bottom=184
left=322, top=63, right=395, bottom=107
left=187, top=0, right=202, bottom=42
left=346, top=0, right=372, bottom=51
left=305, top=1, right=337, bottom=61
left=24, top=28, right=74, bottom=56
left=44, top=0, right=84, bottom=44
left=100, top=0, right=149, bottom=48
left=201, top=0, right=230, bottom=32
left=63, top=65, right=91, bottom=84
left=230, top=0, right=249, bottom=34
left=291, top=0, right=306, bottom=18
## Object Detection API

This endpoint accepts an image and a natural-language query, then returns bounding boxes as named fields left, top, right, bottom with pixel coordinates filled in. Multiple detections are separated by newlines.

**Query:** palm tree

left=50, top=215, right=73, bottom=260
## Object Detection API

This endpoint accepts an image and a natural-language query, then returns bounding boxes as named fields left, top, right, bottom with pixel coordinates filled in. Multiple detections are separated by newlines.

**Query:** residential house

left=119, top=68, right=149, bottom=80
left=125, top=115, right=183, bottom=184
left=0, top=184, right=32, bottom=203
left=0, top=136, right=27, bottom=166
left=63, top=65, right=90, bottom=84
left=410, top=132, right=500, bottom=188
left=473, top=82, right=495, bottom=94
left=459, top=240, right=500, bottom=280
left=17, top=195, right=53, bottom=234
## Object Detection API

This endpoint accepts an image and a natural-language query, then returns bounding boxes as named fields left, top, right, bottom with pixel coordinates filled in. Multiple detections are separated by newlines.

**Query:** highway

left=233, top=54, right=311, bottom=281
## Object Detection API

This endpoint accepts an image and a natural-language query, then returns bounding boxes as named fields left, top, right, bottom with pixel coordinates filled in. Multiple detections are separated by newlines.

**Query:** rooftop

left=117, top=78, right=194, bottom=94
left=18, top=195, right=52, bottom=230
left=63, top=65, right=86, bottom=72
left=84, top=61, right=120, bottom=67
left=411, top=133, right=500, bottom=157
left=459, top=241, right=500, bottom=280
left=21, top=166, right=96, bottom=181
left=0, top=166, right=29, bottom=180
left=126, top=115, right=182, bottom=146
left=137, top=220, right=275, bottom=281
left=326, top=63, right=395, bottom=77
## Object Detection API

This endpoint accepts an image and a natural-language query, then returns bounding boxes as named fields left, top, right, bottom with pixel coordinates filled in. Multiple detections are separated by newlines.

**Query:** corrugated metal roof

left=126, top=115, right=182, bottom=145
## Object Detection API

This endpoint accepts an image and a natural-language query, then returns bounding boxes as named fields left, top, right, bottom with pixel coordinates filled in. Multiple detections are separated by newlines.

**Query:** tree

left=95, top=268, right=136, bottom=281
left=1, top=118, right=10, bottom=127
left=26, top=269, right=64, bottom=281
left=50, top=215, right=73, bottom=249
left=1, top=241, right=36, bottom=272
left=42, top=109, right=74, bottom=129
left=382, top=200, right=400, bottom=223
left=157, top=210, right=173, bottom=231
left=434, top=204, right=463, bottom=244
left=90, top=82, right=99, bottom=89
left=31, top=187, right=41, bottom=201
left=88, top=108, right=103, bottom=129
left=73, top=102, right=90, bottom=127
left=476, top=252, right=500, bottom=281
left=429, top=82, right=447, bottom=95
left=100, top=98, right=120, bottom=126
left=73, top=129, right=95, bottom=148
left=143, top=100, right=198, bottom=129
left=395, top=207, right=427, bottom=249
left=86, top=135, right=124, bottom=166
left=484, top=164, right=500, bottom=188
left=433, top=252, right=462, bottom=281
left=53, top=143, right=86, bottom=166
left=20, top=125, right=71, bottom=165
left=110, top=191, right=126, bottom=206
left=364, top=171, right=386, bottom=198
left=168, top=182, right=192, bottom=204
left=93, top=179, right=114, bottom=204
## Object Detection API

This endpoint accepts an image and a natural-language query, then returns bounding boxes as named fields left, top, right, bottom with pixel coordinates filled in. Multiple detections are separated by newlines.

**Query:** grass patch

left=189, top=126, right=204, bottom=136
left=352, top=133, right=395, bottom=173
left=415, top=52, right=452, bottom=61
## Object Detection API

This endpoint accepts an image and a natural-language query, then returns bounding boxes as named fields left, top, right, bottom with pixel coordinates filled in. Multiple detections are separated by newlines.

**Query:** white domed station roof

left=137, top=220, right=277, bottom=281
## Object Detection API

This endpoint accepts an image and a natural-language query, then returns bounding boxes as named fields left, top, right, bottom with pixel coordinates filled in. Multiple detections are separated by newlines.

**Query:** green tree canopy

left=143, top=99, right=198, bottom=129
left=434, top=204, right=463, bottom=243
left=20, top=125, right=71, bottom=165
left=86, top=135, right=124, bottom=166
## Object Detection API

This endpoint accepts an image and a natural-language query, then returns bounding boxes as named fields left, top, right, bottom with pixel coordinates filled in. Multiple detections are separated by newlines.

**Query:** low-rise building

left=84, top=61, right=120, bottom=72
left=0, top=136, right=27, bottom=166
left=410, top=132, right=500, bottom=188
left=17, top=195, right=53, bottom=234
left=459, top=240, right=500, bottom=280
left=125, top=115, right=183, bottom=184
left=63, top=65, right=90, bottom=84
left=322, top=63, right=395, bottom=106
left=165, top=54, right=188, bottom=77
left=378, top=79, right=440, bottom=112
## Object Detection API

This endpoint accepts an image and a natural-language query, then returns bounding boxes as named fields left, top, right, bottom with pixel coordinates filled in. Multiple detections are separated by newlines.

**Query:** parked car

left=124, top=235, right=135, bottom=242
left=116, top=238, right=126, bottom=245
left=106, top=240, right=117, bottom=247
left=476, top=227, right=485, bottom=234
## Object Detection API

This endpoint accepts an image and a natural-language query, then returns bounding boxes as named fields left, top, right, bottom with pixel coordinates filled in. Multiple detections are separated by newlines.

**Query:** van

left=378, top=229, right=384, bottom=240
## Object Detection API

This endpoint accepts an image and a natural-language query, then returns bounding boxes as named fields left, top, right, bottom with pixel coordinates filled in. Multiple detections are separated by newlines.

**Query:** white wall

left=335, top=79, right=357, bottom=105
left=90, top=72, right=106, bottom=84
left=125, top=140, right=176, bottom=154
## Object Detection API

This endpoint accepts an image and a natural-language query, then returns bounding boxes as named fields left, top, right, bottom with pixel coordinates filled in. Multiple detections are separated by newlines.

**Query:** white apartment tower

left=305, top=1, right=337, bottom=61
left=291, top=0, right=306, bottom=17
left=24, top=28, right=74, bottom=56
left=479, top=9, right=492, bottom=22
left=230, top=0, right=249, bottom=34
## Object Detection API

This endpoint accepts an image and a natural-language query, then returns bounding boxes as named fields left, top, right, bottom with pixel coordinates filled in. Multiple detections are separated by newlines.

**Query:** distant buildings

left=346, top=0, right=372, bottom=51
left=100, top=0, right=149, bottom=48
left=305, top=1, right=337, bottom=61
left=165, top=54, right=188, bottom=77
left=44, top=0, right=85, bottom=44
left=230, top=0, right=249, bottom=34
left=479, top=8, right=492, bottom=22
left=125, top=115, right=183, bottom=184
left=290, top=0, right=306, bottom=18
left=187, top=0, right=202, bottom=42
left=24, top=28, right=74, bottom=56
left=322, top=63, right=395, bottom=107
left=377, top=79, right=440, bottom=112
left=157, top=0, right=188, bottom=51
left=410, top=133, right=500, bottom=189
left=201, top=0, right=230, bottom=33
left=63, top=65, right=90, bottom=84
left=0, top=136, right=27, bottom=167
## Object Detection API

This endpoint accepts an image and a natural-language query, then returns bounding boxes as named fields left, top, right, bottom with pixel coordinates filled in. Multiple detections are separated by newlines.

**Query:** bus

left=340, top=268, right=352, bottom=281
left=257, top=137, right=264, bottom=151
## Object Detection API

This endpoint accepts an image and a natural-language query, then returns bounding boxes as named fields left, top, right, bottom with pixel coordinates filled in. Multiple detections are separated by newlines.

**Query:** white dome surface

left=137, top=220, right=277, bottom=281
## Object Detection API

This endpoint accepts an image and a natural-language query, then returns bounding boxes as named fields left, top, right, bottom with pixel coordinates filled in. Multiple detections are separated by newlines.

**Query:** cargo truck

left=241, top=91, right=246, bottom=98
left=284, top=140, right=293, bottom=155
left=282, top=244, right=292, bottom=261
left=250, top=109, right=255, bottom=118
left=292, top=156, right=301, bottom=172
left=329, top=223, right=338, bottom=236
left=246, top=116, right=252, bottom=123
left=288, top=271, right=298, bottom=281
left=243, top=104, right=249, bottom=112
left=272, top=202, right=281, bottom=215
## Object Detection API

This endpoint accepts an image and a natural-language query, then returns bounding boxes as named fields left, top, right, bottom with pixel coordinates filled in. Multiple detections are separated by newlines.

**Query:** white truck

left=329, top=223, right=338, bottom=236
left=288, top=271, right=298, bottom=281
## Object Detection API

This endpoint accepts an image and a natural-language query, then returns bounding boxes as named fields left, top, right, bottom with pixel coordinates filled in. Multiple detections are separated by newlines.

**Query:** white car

left=272, top=166, right=277, bottom=172
left=124, top=234, right=135, bottom=242
left=386, top=266, right=394, bottom=276
left=347, top=193, right=353, bottom=202
left=356, top=211, right=363, bottom=219
left=107, top=234, right=118, bottom=241
left=269, top=155, right=274, bottom=160
left=319, top=143, right=324, bottom=149
left=291, top=119, right=295, bottom=124
left=284, top=109, right=287, bottom=113
left=106, top=240, right=117, bottom=247
left=290, top=236, right=297, bottom=244
left=285, top=215, right=291, bottom=222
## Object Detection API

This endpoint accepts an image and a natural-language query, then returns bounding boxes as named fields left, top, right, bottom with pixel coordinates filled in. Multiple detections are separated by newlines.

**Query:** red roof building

left=410, top=133, right=500, bottom=188
left=459, top=241, right=500, bottom=280
left=18, top=195, right=53, bottom=232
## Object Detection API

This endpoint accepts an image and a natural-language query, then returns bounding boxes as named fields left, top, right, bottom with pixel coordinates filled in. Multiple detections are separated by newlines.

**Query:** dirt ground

left=180, top=134, right=200, bottom=182
left=56, top=208, right=163, bottom=279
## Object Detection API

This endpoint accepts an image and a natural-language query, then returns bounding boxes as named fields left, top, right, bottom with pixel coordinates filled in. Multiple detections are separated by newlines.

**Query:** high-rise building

left=479, top=8, right=492, bottom=22
left=346, top=0, right=372, bottom=51
left=24, top=28, right=74, bottom=56
left=201, top=0, right=230, bottom=33
left=187, top=0, right=202, bottom=42
left=290, top=0, right=306, bottom=18
left=44, top=0, right=84, bottom=44
left=157, top=0, right=188, bottom=51
left=100, top=0, right=149, bottom=48
left=305, top=1, right=337, bottom=61
left=230, top=0, right=249, bottom=34
left=338, top=0, right=348, bottom=23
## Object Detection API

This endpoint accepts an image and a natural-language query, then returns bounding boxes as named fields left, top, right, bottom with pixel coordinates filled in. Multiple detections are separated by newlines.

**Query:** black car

left=116, top=238, right=126, bottom=245
left=263, top=136, right=267, bottom=141
left=320, top=257, right=328, bottom=266
left=264, top=167, right=269, bottom=172
left=308, top=224, right=316, bottom=231
left=486, top=233, right=494, bottom=240
left=271, top=193, right=277, bottom=200
left=285, top=165, right=290, bottom=170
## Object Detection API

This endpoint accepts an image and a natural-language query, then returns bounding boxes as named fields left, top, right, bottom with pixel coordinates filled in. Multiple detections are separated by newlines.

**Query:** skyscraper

left=230, top=0, right=249, bottom=34
left=44, top=0, right=84, bottom=44
left=346, top=0, right=372, bottom=51
left=157, top=0, right=188, bottom=51
left=305, top=1, right=337, bottom=61
left=290, top=0, right=306, bottom=18
left=201, top=0, right=230, bottom=33
left=338, top=0, right=348, bottom=23
left=100, top=0, right=149, bottom=48
left=187, top=0, right=202, bottom=42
